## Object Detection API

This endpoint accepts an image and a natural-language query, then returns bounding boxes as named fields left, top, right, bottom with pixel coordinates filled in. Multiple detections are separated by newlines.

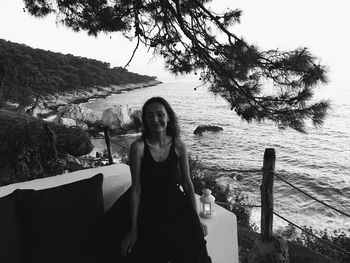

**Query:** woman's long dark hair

left=141, top=97, right=180, bottom=139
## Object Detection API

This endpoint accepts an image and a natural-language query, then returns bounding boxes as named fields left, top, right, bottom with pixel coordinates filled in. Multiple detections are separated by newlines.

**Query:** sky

left=0, top=0, right=350, bottom=86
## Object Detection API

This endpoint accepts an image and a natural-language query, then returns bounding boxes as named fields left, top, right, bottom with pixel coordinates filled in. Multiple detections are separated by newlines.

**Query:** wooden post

left=103, top=125, right=114, bottom=165
left=260, top=148, right=276, bottom=242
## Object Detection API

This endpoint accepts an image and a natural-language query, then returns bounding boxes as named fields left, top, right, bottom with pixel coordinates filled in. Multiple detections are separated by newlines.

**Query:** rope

left=215, top=200, right=261, bottom=208
left=274, top=173, right=350, bottom=218
left=202, top=167, right=262, bottom=173
left=273, top=211, right=350, bottom=256
left=109, top=139, right=129, bottom=151
left=113, top=141, right=129, bottom=150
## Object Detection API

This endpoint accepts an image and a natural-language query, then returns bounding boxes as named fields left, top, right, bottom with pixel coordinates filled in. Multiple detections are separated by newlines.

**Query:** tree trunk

left=0, top=67, right=8, bottom=105
left=103, top=126, right=114, bottom=164
left=44, top=124, right=58, bottom=161
left=0, top=67, right=7, bottom=93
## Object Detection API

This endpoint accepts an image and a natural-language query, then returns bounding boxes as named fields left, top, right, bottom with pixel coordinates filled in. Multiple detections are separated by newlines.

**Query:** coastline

left=25, top=80, right=162, bottom=118
left=45, top=81, right=160, bottom=159
left=68, top=80, right=162, bottom=105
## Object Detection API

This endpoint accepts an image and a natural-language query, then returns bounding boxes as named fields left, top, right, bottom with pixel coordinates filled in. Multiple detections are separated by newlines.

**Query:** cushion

left=15, top=173, right=104, bottom=263
left=0, top=192, right=23, bottom=263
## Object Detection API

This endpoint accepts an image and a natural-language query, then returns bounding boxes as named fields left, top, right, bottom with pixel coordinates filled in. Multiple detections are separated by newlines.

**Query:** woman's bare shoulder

left=130, top=138, right=144, bottom=154
left=174, top=138, right=187, bottom=154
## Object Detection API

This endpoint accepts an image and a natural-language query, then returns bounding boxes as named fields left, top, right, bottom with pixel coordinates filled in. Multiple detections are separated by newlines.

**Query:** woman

left=121, top=97, right=211, bottom=263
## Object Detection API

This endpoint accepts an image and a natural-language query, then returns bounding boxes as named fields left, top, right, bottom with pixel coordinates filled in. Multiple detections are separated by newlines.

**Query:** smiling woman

left=120, top=97, right=211, bottom=262
left=141, top=97, right=179, bottom=139
left=144, top=104, right=169, bottom=134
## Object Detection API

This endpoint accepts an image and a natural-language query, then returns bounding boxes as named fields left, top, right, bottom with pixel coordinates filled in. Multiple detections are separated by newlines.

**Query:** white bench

left=0, top=164, right=239, bottom=263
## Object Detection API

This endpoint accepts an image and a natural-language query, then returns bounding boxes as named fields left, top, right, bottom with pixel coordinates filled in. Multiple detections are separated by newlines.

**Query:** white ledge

left=197, top=195, right=239, bottom=263
left=0, top=164, right=238, bottom=262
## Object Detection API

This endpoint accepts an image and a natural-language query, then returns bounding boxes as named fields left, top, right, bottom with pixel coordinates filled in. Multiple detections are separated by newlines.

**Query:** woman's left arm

left=177, top=140, right=198, bottom=213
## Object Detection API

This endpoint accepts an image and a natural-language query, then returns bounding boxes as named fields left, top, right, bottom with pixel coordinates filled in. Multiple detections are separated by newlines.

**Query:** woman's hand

left=121, top=231, right=137, bottom=258
left=200, top=222, right=208, bottom=237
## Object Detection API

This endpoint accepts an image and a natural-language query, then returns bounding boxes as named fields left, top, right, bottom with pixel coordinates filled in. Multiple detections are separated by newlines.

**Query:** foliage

left=189, top=155, right=254, bottom=229
left=281, top=224, right=350, bottom=263
left=22, top=0, right=330, bottom=132
left=0, top=39, right=156, bottom=107
left=0, top=109, right=92, bottom=185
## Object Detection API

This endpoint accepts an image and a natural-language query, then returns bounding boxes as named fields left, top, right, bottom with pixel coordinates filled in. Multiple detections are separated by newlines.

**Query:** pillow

left=15, top=173, right=104, bottom=263
left=0, top=192, right=23, bottom=263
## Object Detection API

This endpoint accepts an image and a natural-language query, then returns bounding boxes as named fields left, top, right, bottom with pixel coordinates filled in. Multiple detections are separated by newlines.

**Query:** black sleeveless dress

left=128, top=137, right=211, bottom=263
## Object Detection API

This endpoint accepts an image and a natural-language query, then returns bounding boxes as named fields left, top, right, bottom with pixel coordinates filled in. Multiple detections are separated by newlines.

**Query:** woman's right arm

left=121, top=140, right=143, bottom=258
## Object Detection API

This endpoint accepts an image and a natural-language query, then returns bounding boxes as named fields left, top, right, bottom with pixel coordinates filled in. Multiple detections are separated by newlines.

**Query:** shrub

left=281, top=224, right=350, bottom=263
left=188, top=155, right=255, bottom=230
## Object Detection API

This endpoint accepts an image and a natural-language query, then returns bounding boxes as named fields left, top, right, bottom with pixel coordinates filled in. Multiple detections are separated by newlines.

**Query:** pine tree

left=22, top=0, right=330, bottom=132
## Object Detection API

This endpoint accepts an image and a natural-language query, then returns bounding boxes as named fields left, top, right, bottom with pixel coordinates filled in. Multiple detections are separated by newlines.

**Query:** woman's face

left=144, top=102, right=169, bottom=134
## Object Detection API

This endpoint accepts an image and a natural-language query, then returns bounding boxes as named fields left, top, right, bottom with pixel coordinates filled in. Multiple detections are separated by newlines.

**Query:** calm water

left=82, top=78, right=350, bottom=234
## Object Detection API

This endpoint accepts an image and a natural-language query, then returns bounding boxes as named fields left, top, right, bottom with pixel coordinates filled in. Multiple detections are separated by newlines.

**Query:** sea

left=82, top=77, right=350, bottom=235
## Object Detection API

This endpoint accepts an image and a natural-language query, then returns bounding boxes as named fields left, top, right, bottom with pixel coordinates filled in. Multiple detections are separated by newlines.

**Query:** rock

left=96, top=132, right=105, bottom=139
left=56, top=104, right=99, bottom=125
left=36, top=109, right=56, bottom=119
left=31, top=105, right=50, bottom=118
left=55, top=99, right=68, bottom=107
left=58, top=117, right=77, bottom=127
left=128, top=108, right=142, bottom=132
left=62, top=153, right=82, bottom=165
left=194, top=124, right=223, bottom=135
left=61, top=153, right=84, bottom=172
left=248, top=235, right=289, bottom=263
left=236, top=174, right=243, bottom=181
left=101, top=105, right=131, bottom=129
left=44, top=99, right=67, bottom=110
left=76, top=122, right=88, bottom=130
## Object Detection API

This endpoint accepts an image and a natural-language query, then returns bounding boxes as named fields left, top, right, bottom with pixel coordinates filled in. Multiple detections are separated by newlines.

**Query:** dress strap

left=143, top=138, right=150, bottom=156
left=143, top=137, right=176, bottom=160
left=171, top=136, right=176, bottom=152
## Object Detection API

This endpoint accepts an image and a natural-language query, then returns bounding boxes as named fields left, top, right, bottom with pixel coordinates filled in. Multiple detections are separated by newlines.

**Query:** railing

left=213, top=147, right=350, bottom=258
left=260, top=148, right=350, bottom=256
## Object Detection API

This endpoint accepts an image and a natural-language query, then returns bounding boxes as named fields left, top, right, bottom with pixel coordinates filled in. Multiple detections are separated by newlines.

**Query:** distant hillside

left=0, top=39, right=157, bottom=106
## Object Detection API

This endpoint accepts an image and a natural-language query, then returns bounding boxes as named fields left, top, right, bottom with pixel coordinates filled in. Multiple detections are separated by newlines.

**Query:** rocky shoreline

left=30, top=80, right=162, bottom=119
left=42, top=80, right=162, bottom=163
